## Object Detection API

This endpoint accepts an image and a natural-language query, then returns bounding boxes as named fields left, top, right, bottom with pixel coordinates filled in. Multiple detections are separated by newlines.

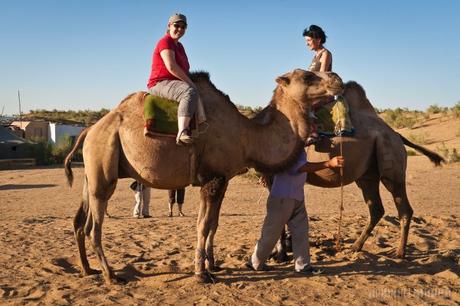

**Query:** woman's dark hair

left=302, top=25, right=327, bottom=44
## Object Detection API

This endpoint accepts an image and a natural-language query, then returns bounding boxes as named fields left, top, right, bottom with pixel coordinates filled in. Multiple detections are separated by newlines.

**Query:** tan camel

left=64, top=69, right=344, bottom=284
left=271, top=81, right=444, bottom=262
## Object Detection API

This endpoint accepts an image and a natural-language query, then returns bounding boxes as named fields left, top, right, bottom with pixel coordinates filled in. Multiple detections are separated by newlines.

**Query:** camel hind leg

left=380, top=178, right=413, bottom=258
left=74, top=208, right=98, bottom=274
left=375, top=132, right=413, bottom=258
left=73, top=176, right=100, bottom=275
left=352, top=174, right=385, bottom=252
left=73, top=174, right=120, bottom=281
left=86, top=191, right=121, bottom=283
left=77, top=114, right=121, bottom=283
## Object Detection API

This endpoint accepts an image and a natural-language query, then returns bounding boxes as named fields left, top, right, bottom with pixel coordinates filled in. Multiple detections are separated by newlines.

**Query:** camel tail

left=74, top=176, right=92, bottom=235
left=64, top=127, right=90, bottom=187
left=398, top=133, right=445, bottom=166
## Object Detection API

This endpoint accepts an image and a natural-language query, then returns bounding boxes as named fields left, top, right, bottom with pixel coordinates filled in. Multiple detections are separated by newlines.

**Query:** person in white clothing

left=130, top=181, right=152, bottom=218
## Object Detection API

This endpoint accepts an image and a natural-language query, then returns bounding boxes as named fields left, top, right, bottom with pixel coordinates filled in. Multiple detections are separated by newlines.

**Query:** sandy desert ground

left=0, top=116, right=459, bottom=305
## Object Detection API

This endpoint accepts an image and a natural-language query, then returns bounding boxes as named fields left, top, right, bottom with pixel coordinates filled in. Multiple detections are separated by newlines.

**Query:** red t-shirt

left=147, top=34, right=190, bottom=88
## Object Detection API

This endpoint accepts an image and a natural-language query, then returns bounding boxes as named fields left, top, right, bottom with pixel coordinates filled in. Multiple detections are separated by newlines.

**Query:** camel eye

left=303, top=75, right=314, bottom=84
left=303, top=74, right=319, bottom=84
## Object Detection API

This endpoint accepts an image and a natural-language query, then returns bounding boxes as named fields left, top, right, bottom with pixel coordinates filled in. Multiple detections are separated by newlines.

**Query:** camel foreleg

left=205, top=180, right=228, bottom=272
left=352, top=176, right=385, bottom=253
left=195, top=176, right=228, bottom=283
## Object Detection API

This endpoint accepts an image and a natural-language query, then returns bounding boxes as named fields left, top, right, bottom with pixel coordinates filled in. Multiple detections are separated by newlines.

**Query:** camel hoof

left=195, top=271, right=216, bottom=284
left=351, top=243, right=363, bottom=253
left=395, top=250, right=406, bottom=259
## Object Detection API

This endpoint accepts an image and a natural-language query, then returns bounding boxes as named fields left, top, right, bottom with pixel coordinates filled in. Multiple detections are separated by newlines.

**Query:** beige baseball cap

left=168, top=13, right=187, bottom=25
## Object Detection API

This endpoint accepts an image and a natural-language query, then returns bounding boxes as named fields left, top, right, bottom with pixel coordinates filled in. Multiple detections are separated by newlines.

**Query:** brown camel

left=64, top=69, right=344, bottom=284
left=271, top=81, right=444, bottom=262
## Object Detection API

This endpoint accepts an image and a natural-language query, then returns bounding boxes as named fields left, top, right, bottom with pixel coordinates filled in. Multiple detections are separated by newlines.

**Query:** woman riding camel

left=304, top=25, right=332, bottom=72
left=303, top=25, right=334, bottom=144
left=146, top=13, right=197, bottom=145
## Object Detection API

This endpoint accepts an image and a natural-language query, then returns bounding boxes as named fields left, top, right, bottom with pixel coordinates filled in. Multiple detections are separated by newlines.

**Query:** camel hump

left=343, top=81, right=376, bottom=114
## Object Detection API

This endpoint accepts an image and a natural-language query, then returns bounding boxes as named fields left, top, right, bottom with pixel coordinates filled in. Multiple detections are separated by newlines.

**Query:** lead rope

left=335, top=121, right=344, bottom=252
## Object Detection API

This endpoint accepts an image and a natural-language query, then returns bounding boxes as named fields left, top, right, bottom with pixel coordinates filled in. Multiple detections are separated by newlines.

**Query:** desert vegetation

left=3, top=103, right=459, bottom=165
left=26, top=109, right=110, bottom=125
left=27, top=134, right=82, bottom=165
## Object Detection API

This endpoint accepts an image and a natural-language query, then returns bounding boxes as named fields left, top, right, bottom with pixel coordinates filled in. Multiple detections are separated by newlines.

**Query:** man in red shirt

left=146, top=13, right=197, bottom=145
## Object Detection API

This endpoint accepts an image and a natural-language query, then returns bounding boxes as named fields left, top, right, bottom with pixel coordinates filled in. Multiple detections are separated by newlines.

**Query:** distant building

left=10, top=120, right=85, bottom=145
left=48, top=122, right=85, bottom=145
left=10, top=120, right=49, bottom=142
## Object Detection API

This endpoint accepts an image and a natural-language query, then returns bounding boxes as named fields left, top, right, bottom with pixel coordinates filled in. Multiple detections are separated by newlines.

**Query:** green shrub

left=51, top=134, right=74, bottom=164
left=26, top=134, right=80, bottom=165
left=26, top=141, right=54, bottom=165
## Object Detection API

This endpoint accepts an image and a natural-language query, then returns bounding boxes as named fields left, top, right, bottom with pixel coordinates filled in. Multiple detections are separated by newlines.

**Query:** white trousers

left=133, top=186, right=151, bottom=217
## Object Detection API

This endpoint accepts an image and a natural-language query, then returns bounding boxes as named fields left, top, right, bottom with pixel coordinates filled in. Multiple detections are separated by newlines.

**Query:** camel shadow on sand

left=0, top=184, right=57, bottom=190
left=96, top=244, right=460, bottom=285
left=56, top=246, right=459, bottom=285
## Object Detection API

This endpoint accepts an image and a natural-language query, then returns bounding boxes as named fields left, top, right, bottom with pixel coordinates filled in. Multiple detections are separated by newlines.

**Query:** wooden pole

left=18, top=90, right=23, bottom=128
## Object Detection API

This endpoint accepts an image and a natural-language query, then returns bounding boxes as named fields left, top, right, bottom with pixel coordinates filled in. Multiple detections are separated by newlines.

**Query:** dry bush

left=451, top=102, right=460, bottom=118
left=407, top=133, right=429, bottom=145
left=382, top=108, right=417, bottom=129
left=436, top=143, right=460, bottom=163
left=427, top=104, right=448, bottom=115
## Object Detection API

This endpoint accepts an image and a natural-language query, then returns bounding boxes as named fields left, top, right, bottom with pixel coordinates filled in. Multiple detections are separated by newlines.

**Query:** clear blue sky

left=1, top=0, right=459, bottom=116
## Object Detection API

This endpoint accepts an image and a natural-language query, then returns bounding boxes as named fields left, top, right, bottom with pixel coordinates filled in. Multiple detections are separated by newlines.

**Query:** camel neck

left=246, top=104, right=305, bottom=173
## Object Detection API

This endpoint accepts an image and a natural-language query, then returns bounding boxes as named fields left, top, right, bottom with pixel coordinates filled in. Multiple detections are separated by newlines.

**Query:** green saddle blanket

left=315, top=96, right=355, bottom=137
left=144, top=94, right=179, bottom=135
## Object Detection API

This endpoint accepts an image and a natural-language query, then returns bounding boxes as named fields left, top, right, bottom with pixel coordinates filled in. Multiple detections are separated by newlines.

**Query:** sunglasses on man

left=173, top=23, right=187, bottom=30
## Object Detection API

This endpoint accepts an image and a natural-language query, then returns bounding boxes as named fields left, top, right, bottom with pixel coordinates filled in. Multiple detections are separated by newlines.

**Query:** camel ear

left=276, top=76, right=290, bottom=86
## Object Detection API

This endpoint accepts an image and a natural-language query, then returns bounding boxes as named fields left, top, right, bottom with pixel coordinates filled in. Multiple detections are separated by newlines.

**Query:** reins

left=334, top=121, right=345, bottom=252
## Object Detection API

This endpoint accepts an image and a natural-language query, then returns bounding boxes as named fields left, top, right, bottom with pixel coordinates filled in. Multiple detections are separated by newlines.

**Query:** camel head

left=275, top=69, right=343, bottom=104
left=273, top=69, right=344, bottom=141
